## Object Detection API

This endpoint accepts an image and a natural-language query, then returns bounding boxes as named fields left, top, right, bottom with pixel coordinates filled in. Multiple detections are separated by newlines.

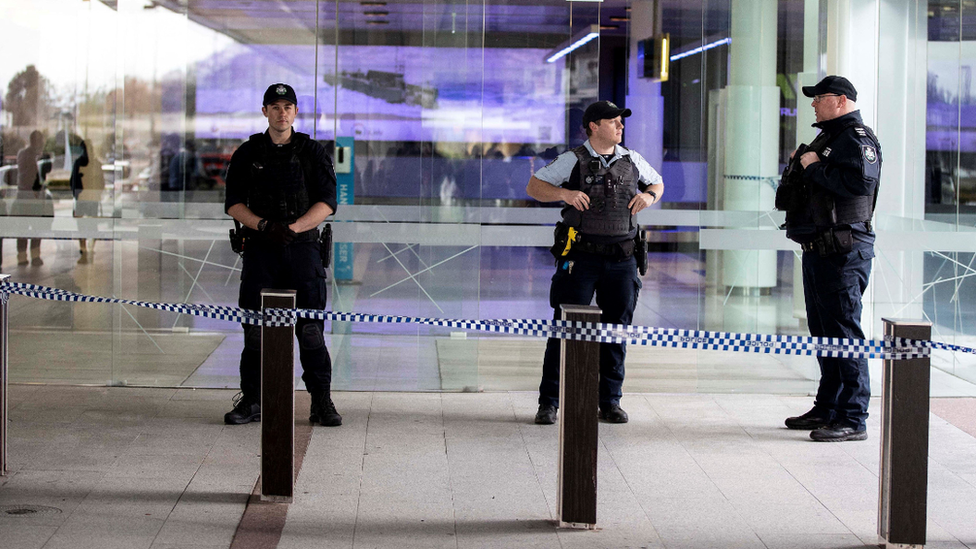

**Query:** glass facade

left=1, top=0, right=974, bottom=392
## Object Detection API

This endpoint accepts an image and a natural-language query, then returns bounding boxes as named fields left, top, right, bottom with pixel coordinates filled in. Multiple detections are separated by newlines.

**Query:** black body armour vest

left=246, top=132, right=311, bottom=225
left=787, top=121, right=879, bottom=230
left=561, top=146, right=638, bottom=237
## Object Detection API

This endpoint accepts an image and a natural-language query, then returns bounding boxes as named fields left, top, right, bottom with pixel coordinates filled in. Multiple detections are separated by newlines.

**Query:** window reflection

left=1, top=0, right=975, bottom=389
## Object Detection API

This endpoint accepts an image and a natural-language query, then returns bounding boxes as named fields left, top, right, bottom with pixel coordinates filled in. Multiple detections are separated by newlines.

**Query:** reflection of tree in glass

left=4, top=65, right=56, bottom=127
left=105, top=77, right=162, bottom=119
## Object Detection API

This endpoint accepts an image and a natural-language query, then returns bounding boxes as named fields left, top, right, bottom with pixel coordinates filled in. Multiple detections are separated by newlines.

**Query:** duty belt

left=572, top=238, right=634, bottom=258
left=244, top=227, right=320, bottom=243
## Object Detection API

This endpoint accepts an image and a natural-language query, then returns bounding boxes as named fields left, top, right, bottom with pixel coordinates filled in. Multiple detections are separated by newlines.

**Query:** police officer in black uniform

left=777, top=76, right=882, bottom=442
left=527, top=101, right=664, bottom=425
left=223, top=83, right=341, bottom=427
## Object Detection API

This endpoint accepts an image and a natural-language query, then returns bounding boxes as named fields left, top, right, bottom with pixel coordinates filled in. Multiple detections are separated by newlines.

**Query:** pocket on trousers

left=632, top=271, right=643, bottom=308
left=548, top=262, right=572, bottom=310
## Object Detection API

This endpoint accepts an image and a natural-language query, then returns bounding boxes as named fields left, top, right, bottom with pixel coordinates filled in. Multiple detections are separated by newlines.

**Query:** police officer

left=778, top=76, right=882, bottom=442
left=526, top=100, right=664, bottom=425
left=223, top=83, right=341, bottom=427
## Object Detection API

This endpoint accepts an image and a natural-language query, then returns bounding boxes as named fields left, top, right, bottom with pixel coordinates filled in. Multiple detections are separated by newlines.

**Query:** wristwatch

left=646, top=190, right=658, bottom=201
left=257, top=219, right=268, bottom=232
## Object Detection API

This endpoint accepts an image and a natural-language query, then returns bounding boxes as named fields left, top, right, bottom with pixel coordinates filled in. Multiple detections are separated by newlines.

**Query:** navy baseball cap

left=263, top=83, right=298, bottom=106
left=582, top=100, right=632, bottom=127
left=801, top=76, right=857, bottom=102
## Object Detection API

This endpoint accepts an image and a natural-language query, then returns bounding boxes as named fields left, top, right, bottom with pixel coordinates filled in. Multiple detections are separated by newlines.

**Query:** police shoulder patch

left=862, top=145, right=877, bottom=164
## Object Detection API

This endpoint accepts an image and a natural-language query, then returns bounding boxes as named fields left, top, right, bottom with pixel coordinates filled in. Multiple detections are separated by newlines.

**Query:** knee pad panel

left=244, top=326, right=262, bottom=351
left=299, top=324, right=325, bottom=351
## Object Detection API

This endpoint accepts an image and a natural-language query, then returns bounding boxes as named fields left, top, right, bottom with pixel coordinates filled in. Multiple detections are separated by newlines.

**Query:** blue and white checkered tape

left=0, top=280, right=952, bottom=360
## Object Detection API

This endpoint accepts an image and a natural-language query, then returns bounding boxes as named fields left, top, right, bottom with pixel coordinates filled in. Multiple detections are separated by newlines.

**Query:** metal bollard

left=0, top=274, right=8, bottom=476
left=878, top=318, right=932, bottom=548
left=557, top=304, right=601, bottom=529
left=260, top=290, right=296, bottom=502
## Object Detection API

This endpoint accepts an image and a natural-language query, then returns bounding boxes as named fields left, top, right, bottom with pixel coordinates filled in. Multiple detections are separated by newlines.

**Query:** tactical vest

left=561, top=146, right=638, bottom=237
left=246, top=132, right=312, bottom=224
left=787, top=120, right=880, bottom=230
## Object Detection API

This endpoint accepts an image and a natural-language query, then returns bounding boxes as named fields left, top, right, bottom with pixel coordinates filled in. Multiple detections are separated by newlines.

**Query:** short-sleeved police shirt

left=534, top=140, right=663, bottom=191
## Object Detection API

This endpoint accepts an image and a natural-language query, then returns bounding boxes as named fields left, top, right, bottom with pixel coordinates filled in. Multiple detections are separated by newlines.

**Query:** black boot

left=534, top=404, right=557, bottom=425
left=599, top=403, right=629, bottom=423
left=224, top=393, right=260, bottom=425
left=785, top=408, right=831, bottom=430
left=310, top=392, right=342, bottom=427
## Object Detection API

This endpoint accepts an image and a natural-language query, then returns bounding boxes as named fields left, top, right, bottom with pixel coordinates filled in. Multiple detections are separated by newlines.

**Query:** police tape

left=724, top=174, right=781, bottom=182
left=0, top=280, right=961, bottom=361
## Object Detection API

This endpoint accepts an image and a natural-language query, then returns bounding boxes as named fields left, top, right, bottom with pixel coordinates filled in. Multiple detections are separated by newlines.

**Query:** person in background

left=70, top=139, right=104, bottom=264
left=14, top=130, right=45, bottom=267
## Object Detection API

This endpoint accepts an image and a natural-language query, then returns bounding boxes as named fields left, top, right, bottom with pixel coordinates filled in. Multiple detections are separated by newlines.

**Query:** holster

left=550, top=221, right=578, bottom=259
left=801, top=227, right=853, bottom=257
left=319, top=223, right=333, bottom=269
left=229, top=220, right=245, bottom=256
left=634, top=228, right=648, bottom=276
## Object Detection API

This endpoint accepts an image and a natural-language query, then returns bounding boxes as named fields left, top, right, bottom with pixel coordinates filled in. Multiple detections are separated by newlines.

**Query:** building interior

left=1, top=1, right=975, bottom=548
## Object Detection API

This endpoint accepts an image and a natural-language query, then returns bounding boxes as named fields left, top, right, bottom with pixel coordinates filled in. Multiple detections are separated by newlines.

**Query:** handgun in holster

left=634, top=227, right=648, bottom=276
left=319, top=223, right=333, bottom=269
left=229, top=220, right=245, bottom=257
left=550, top=221, right=580, bottom=259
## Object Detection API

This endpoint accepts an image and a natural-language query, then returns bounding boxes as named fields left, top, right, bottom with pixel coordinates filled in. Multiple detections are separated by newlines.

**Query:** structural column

left=871, top=0, right=928, bottom=329
left=720, top=0, right=779, bottom=293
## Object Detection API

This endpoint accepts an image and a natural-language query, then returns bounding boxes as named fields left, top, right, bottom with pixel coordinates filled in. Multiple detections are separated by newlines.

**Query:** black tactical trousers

left=802, top=240, right=874, bottom=430
left=540, top=253, right=641, bottom=408
left=238, top=237, right=332, bottom=401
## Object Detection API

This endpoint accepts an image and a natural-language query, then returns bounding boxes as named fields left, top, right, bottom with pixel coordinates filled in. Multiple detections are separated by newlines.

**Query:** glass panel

left=107, top=0, right=269, bottom=388
left=2, top=0, right=974, bottom=398
left=924, top=0, right=976, bottom=385
left=648, top=0, right=827, bottom=393
left=1, top=0, right=119, bottom=383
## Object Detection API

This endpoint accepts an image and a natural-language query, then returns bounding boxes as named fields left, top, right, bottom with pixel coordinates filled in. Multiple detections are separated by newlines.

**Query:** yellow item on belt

left=561, top=227, right=579, bottom=256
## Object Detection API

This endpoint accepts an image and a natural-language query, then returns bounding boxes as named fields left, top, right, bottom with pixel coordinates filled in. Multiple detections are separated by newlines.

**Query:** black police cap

left=263, top=83, right=298, bottom=106
left=801, top=75, right=857, bottom=102
left=582, top=100, right=632, bottom=127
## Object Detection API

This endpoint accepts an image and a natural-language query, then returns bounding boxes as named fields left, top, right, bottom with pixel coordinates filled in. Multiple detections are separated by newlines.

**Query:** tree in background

left=4, top=65, right=55, bottom=127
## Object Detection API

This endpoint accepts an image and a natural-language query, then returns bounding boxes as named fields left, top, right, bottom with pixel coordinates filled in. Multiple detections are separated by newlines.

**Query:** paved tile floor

left=2, top=386, right=975, bottom=549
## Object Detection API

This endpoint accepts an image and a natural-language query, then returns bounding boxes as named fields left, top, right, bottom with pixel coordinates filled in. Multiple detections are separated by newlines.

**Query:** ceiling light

left=546, top=24, right=600, bottom=63
left=609, top=16, right=629, bottom=22
left=600, top=25, right=619, bottom=30
left=670, top=37, right=731, bottom=61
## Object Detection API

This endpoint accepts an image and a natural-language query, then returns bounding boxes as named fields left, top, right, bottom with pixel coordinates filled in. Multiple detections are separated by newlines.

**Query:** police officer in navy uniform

left=779, top=76, right=882, bottom=442
left=527, top=101, right=664, bottom=425
left=223, top=83, right=341, bottom=427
